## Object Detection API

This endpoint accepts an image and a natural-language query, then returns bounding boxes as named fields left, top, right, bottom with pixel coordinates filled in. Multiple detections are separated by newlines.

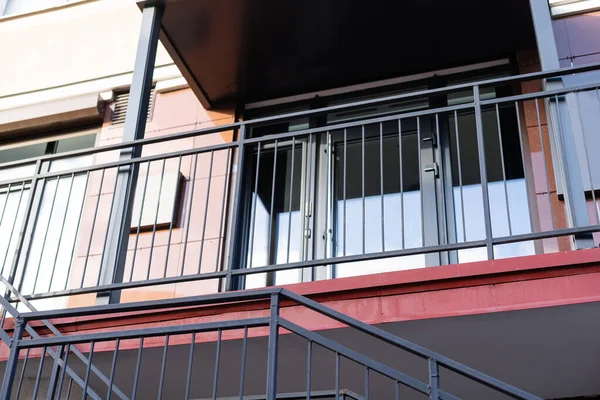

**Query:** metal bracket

left=422, top=135, right=437, bottom=147
left=424, top=163, right=439, bottom=177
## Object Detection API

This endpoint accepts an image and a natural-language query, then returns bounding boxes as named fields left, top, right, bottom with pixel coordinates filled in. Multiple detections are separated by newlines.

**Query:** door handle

left=424, top=163, right=439, bottom=177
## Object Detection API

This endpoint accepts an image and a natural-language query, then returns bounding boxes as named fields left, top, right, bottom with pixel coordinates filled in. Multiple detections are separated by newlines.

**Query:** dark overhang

left=138, top=0, right=536, bottom=108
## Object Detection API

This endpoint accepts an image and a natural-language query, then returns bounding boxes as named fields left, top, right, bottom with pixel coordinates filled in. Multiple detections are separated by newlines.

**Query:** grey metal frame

left=0, top=61, right=600, bottom=303
left=0, top=287, right=543, bottom=400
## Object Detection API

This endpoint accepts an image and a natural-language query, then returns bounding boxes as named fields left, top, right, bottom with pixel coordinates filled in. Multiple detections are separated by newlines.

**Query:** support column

left=528, top=0, right=594, bottom=248
left=100, top=5, right=164, bottom=303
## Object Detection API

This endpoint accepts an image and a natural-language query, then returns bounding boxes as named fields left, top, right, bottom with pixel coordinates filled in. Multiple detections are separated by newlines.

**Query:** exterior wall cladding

left=1, top=1, right=600, bottom=400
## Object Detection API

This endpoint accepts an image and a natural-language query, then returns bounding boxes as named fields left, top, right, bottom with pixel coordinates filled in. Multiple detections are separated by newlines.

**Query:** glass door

left=317, top=116, right=442, bottom=279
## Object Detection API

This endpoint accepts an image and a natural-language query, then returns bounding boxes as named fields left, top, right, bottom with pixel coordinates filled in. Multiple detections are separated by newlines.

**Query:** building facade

left=0, top=0, right=600, bottom=398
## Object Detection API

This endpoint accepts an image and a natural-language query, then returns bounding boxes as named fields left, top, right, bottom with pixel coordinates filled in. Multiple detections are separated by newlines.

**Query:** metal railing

left=0, top=62, right=600, bottom=306
left=0, top=287, right=543, bottom=399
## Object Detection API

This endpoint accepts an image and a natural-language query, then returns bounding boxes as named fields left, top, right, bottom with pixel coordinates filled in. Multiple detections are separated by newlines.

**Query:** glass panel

left=332, top=120, right=426, bottom=278
left=449, top=107, right=535, bottom=262
left=0, top=142, right=46, bottom=180
left=245, top=145, right=304, bottom=288
left=48, top=133, right=97, bottom=172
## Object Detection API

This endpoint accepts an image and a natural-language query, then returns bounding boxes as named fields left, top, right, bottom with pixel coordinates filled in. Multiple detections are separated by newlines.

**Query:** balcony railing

left=1, top=62, right=600, bottom=310
left=0, top=288, right=543, bottom=399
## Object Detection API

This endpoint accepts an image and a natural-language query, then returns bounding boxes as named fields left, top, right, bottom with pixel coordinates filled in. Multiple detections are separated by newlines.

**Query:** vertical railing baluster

left=495, top=104, right=513, bottom=236
left=184, top=332, right=196, bottom=400
left=46, top=344, right=65, bottom=400
left=163, top=156, right=183, bottom=278
left=537, top=98, right=556, bottom=231
left=364, top=367, right=370, bottom=400
left=335, top=353, right=340, bottom=400
left=361, top=126, right=366, bottom=254
left=286, top=138, right=296, bottom=263
left=429, top=359, right=440, bottom=400
left=267, top=141, right=279, bottom=268
left=215, top=148, right=232, bottom=272
left=157, top=335, right=169, bottom=400
left=473, top=85, right=494, bottom=259
left=398, top=119, right=405, bottom=250
left=8, top=159, right=43, bottom=294
left=238, top=327, right=248, bottom=400
left=212, top=329, right=222, bottom=400
left=106, top=339, right=120, bottom=400
left=454, top=110, right=467, bottom=243
left=198, top=151, right=215, bottom=275
left=514, top=102, right=536, bottom=235
left=130, top=161, right=151, bottom=282
left=131, top=337, right=144, bottom=400
left=343, top=129, right=347, bottom=256
left=66, top=379, right=73, bottom=400
left=48, top=173, right=76, bottom=291
left=380, top=123, right=385, bottom=252
left=81, top=169, right=106, bottom=288
left=81, top=341, right=95, bottom=400
left=15, top=347, right=30, bottom=400
left=225, top=125, right=247, bottom=291
left=306, top=340, right=312, bottom=400
left=266, top=293, right=280, bottom=400
left=416, top=117, right=425, bottom=247
left=147, top=158, right=167, bottom=279
left=248, top=142, right=262, bottom=270
left=32, top=346, right=47, bottom=400
left=181, top=154, right=199, bottom=277
left=97, top=169, right=124, bottom=287
left=55, top=344, right=71, bottom=400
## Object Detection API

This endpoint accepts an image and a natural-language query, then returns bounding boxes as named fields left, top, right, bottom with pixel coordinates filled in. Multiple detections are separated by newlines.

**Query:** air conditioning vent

left=111, top=88, right=155, bottom=125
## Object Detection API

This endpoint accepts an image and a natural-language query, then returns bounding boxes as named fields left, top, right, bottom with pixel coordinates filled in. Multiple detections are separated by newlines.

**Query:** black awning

left=139, top=0, right=536, bottom=107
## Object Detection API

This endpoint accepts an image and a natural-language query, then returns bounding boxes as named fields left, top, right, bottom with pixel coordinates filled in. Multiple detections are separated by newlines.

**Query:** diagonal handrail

left=279, top=289, right=542, bottom=400
left=0, top=277, right=129, bottom=400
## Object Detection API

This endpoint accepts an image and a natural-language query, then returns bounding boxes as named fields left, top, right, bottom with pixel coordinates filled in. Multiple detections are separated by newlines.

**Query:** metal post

left=100, top=5, right=164, bottom=303
left=0, top=317, right=25, bottom=400
left=473, top=86, right=494, bottom=259
left=428, top=359, right=440, bottom=400
left=224, top=125, right=246, bottom=291
left=266, top=293, right=280, bottom=400
left=529, top=0, right=594, bottom=249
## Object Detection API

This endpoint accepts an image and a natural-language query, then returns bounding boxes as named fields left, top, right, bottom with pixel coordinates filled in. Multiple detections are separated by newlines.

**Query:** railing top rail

left=19, top=288, right=281, bottom=322
left=1, top=61, right=599, bottom=171
left=278, top=289, right=542, bottom=400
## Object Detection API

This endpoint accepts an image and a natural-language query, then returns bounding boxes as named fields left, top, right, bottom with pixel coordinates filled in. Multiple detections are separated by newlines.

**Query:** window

left=0, top=130, right=97, bottom=310
left=1, top=0, right=75, bottom=16
left=238, top=68, right=535, bottom=288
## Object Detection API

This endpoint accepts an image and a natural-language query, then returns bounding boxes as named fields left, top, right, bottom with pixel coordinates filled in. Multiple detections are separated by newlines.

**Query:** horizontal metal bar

left=0, top=140, right=238, bottom=188
left=2, top=62, right=599, bottom=171
left=13, top=270, right=228, bottom=302
left=12, top=224, right=600, bottom=303
left=18, top=317, right=269, bottom=348
left=22, top=288, right=280, bottom=321
left=280, top=289, right=542, bottom=400
left=232, top=240, right=488, bottom=277
left=244, top=103, right=475, bottom=145
left=278, top=318, right=429, bottom=395
left=492, top=225, right=600, bottom=245
left=481, top=81, right=600, bottom=106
